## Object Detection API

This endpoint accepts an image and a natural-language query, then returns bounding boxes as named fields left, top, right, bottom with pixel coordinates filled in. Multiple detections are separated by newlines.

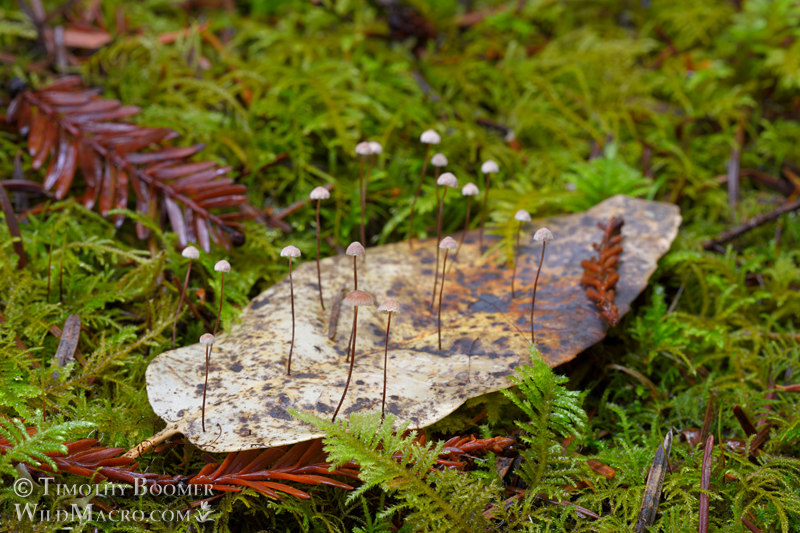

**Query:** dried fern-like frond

left=6, top=76, right=248, bottom=251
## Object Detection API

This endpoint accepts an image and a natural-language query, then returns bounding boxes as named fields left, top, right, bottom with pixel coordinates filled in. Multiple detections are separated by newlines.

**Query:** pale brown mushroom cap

left=437, top=172, right=458, bottom=188
left=533, top=227, right=554, bottom=242
left=355, top=142, right=372, bottom=155
left=199, top=333, right=215, bottom=344
left=420, top=129, right=441, bottom=144
left=462, top=182, right=479, bottom=196
left=378, top=300, right=400, bottom=313
left=346, top=241, right=366, bottom=256
left=281, top=245, right=301, bottom=258
left=431, top=153, right=448, bottom=167
left=368, top=141, right=383, bottom=155
left=214, top=260, right=231, bottom=273
left=344, top=289, right=373, bottom=307
left=439, top=236, right=458, bottom=250
left=481, top=160, right=499, bottom=174
left=514, top=209, right=531, bottom=222
left=309, top=186, right=330, bottom=200
left=182, top=246, right=200, bottom=259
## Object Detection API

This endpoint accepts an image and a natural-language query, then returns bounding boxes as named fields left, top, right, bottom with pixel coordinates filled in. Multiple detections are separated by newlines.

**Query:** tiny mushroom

left=437, top=236, right=459, bottom=351
left=332, top=289, right=373, bottom=421
left=281, top=245, right=302, bottom=375
left=431, top=153, right=448, bottom=167
left=511, top=209, right=531, bottom=298
left=458, top=182, right=480, bottom=249
left=344, top=241, right=366, bottom=361
left=530, top=227, right=554, bottom=343
left=431, top=172, right=459, bottom=308
left=409, top=130, right=441, bottom=245
left=479, top=160, right=500, bottom=251
left=310, top=186, right=331, bottom=310
left=199, top=332, right=216, bottom=432
left=355, top=143, right=373, bottom=247
left=212, top=260, right=230, bottom=335
left=377, top=299, right=400, bottom=419
left=172, top=245, right=200, bottom=349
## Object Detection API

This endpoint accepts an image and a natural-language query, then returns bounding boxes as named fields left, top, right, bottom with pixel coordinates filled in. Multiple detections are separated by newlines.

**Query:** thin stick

left=333, top=307, right=358, bottom=421
left=431, top=187, right=448, bottom=309
left=382, top=311, right=392, bottom=419
left=438, top=249, right=449, bottom=350
left=479, top=173, right=490, bottom=251
left=315, top=200, right=325, bottom=310
left=287, top=258, right=295, bottom=375
left=202, top=343, right=212, bottom=431
left=408, top=145, right=431, bottom=247
left=511, top=221, right=521, bottom=298
left=172, top=260, right=193, bottom=348
left=530, top=241, right=546, bottom=344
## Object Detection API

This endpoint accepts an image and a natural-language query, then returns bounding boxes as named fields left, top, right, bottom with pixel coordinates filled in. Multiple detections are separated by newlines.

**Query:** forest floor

left=1, top=1, right=799, bottom=531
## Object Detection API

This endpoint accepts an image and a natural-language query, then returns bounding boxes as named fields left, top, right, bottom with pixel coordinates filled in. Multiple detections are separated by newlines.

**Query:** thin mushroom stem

left=315, top=199, right=325, bottom=310
left=213, top=272, right=225, bottom=336
left=408, top=144, right=431, bottom=247
left=202, top=342, right=211, bottom=431
left=287, top=258, right=295, bottom=375
left=431, top=187, right=449, bottom=309
left=359, top=155, right=366, bottom=248
left=382, top=311, right=392, bottom=419
left=512, top=221, right=522, bottom=298
left=457, top=196, right=472, bottom=251
left=479, top=174, right=490, bottom=252
left=530, top=241, right=546, bottom=344
left=333, top=307, right=358, bottom=422
left=438, top=249, right=449, bottom=350
left=172, top=259, right=193, bottom=349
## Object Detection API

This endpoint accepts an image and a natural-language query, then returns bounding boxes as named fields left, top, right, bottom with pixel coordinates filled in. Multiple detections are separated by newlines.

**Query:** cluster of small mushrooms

left=175, top=129, right=554, bottom=429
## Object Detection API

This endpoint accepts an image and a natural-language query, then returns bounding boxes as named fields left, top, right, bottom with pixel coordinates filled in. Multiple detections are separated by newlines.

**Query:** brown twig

left=702, top=196, right=800, bottom=250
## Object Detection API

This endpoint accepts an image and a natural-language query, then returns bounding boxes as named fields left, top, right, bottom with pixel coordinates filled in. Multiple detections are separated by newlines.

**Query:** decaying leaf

left=145, top=196, right=680, bottom=452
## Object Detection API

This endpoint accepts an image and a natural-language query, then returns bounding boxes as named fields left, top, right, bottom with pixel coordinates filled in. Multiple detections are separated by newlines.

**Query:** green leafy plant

left=501, top=350, right=588, bottom=499
left=295, top=410, right=500, bottom=532
left=0, top=414, right=92, bottom=477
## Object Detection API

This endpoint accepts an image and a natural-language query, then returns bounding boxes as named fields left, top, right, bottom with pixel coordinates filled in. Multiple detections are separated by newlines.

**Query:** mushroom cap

left=481, top=160, right=499, bottom=174
left=431, top=153, right=448, bottom=167
left=514, top=209, right=531, bottom=222
left=346, top=241, right=366, bottom=256
left=182, top=246, right=200, bottom=259
left=439, top=236, right=459, bottom=250
left=214, top=260, right=231, bottom=273
left=344, top=289, right=373, bottom=307
left=281, top=245, right=301, bottom=258
left=436, top=172, right=458, bottom=188
left=309, top=186, right=330, bottom=200
left=378, top=299, right=400, bottom=313
left=533, top=227, right=554, bottom=242
left=199, top=333, right=215, bottom=345
left=355, top=141, right=372, bottom=155
left=368, top=141, right=383, bottom=155
left=462, top=182, right=480, bottom=196
left=420, top=129, right=441, bottom=144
